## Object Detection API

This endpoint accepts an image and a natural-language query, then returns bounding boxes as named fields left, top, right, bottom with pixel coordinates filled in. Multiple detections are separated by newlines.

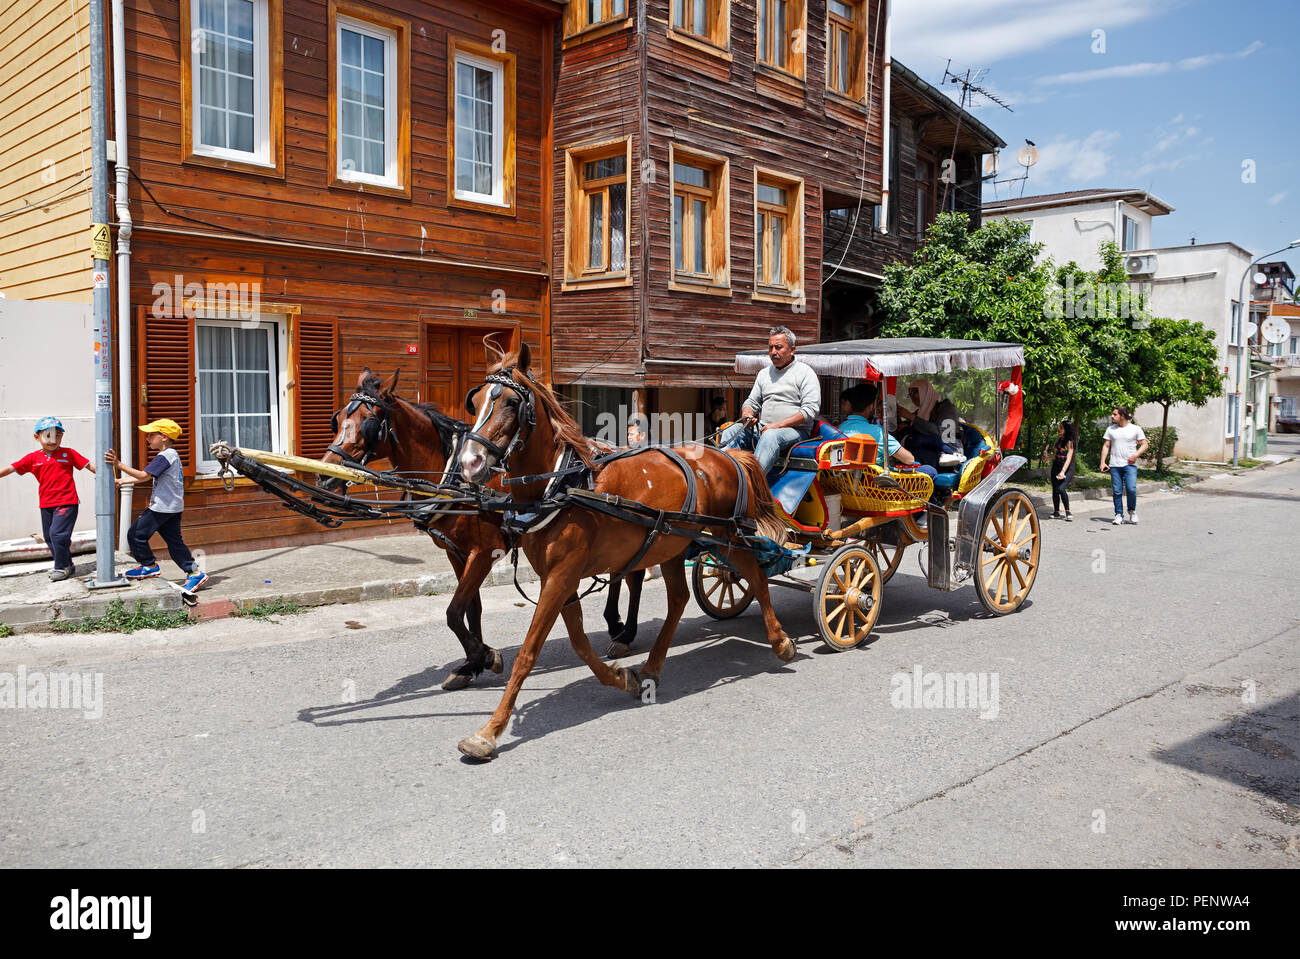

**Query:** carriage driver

left=718, top=325, right=821, bottom=474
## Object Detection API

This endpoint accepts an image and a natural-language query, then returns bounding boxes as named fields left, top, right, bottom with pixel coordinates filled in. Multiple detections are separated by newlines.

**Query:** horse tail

left=729, top=450, right=789, bottom=547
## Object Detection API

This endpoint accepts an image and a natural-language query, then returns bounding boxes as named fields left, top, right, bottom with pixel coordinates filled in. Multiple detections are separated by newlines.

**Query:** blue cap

left=34, top=416, right=64, bottom=433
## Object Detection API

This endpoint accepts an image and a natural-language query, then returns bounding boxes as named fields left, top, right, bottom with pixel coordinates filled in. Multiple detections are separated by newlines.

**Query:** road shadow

left=1153, top=689, right=1299, bottom=810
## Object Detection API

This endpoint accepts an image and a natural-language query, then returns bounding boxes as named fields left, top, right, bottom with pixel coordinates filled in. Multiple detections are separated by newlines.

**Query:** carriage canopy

left=734, top=338, right=1025, bottom=379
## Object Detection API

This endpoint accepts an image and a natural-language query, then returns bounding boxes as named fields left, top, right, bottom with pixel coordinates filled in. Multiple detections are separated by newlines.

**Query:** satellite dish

left=983, top=153, right=999, bottom=177
left=1017, top=145, right=1039, bottom=168
left=1244, top=321, right=1258, bottom=342
left=1254, top=272, right=1267, bottom=285
left=1261, top=315, right=1291, bottom=345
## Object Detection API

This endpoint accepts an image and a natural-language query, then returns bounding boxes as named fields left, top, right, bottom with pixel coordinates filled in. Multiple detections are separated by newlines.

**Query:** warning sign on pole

left=91, top=223, right=110, bottom=260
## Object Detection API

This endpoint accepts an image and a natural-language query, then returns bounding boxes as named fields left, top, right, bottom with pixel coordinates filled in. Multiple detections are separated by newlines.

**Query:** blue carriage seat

left=931, top=422, right=992, bottom=491
left=769, top=421, right=845, bottom=515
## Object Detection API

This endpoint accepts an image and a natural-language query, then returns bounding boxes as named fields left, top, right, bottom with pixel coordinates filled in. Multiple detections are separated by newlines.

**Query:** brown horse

left=455, top=344, right=794, bottom=761
left=320, top=368, right=643, bottom=689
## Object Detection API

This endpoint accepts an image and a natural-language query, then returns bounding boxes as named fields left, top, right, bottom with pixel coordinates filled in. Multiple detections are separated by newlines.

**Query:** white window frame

left=335, top=14, right=399, bottom=189
left=1226, top=394, right=1239, bottom=438
left=191, top=0, right=272, bottom=167
left=194, top=316, right=288, bottom=474
left=453, top=50, right=506, bottom=207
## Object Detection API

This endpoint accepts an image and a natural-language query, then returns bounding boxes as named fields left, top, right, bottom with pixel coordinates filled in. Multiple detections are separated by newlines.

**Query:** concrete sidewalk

left=0, top=529, right=537, bottom=634
left=0, top=455, right=1281, bottom=634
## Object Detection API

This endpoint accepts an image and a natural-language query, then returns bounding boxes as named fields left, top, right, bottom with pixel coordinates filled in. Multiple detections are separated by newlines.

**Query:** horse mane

left=487, top=351, right=597, bottom=471
left=361, top=372, right=459, bottom=459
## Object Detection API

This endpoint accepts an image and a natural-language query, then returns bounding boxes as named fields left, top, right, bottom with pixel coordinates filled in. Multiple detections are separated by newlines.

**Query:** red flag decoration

left=998, top=367, right=1024, bottom=451
left=864, top=361, right=883, bottom=381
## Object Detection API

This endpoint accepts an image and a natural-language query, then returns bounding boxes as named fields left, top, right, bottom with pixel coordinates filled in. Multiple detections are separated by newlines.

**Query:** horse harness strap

left=328, top=391, right=395, bottom=468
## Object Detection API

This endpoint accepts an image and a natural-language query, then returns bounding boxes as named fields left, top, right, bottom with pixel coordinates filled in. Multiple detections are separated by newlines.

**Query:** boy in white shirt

left=1099, top=406, right=1149, bottom=526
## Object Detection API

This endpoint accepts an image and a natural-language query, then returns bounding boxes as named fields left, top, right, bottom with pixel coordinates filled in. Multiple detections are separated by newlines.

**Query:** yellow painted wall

left=0, top=0, right=93, bottom=302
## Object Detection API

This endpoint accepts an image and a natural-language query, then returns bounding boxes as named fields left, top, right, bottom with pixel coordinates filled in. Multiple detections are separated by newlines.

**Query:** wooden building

left=4, top=0, right=563, bottom=551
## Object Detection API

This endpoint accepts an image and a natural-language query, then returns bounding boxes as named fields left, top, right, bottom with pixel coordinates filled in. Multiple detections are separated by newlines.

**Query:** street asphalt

left=1, top=459, right=1296, bottom=868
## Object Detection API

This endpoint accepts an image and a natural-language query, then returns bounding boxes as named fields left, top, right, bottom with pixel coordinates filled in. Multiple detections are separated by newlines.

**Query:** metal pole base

left=85, top=575, right=129, bottom=590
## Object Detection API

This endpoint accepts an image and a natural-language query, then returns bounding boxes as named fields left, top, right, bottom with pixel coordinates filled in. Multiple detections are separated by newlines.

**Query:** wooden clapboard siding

left=548, top=18, right=641, bottom=384
left=550, top=1, right=887, bottom=387
left=123, top=0, right=554, bottom=274
left=0, top=0, right=92, bottom=302
left=294, top=317, right=338, bottom=460
left=124, top=231, right=546, bottom=546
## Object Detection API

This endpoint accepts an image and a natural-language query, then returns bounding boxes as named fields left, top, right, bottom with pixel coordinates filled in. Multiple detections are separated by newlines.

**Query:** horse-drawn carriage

left=210, top=336, right=1039, bottom=759
left=690, top=338, right=1039, bottom=649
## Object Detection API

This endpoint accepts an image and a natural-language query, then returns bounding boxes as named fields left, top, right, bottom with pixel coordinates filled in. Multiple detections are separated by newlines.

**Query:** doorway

left=424, top=325, right=515, bottom=423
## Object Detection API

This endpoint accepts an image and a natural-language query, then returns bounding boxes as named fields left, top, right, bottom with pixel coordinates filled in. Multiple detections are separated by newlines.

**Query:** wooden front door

left=426, top=325, right=514, bottom=424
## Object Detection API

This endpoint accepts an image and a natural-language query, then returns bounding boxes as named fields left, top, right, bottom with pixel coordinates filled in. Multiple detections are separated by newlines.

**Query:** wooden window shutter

left=294, top=317, right=339, bottom=459
left=134, top=306, right=196, bottom=475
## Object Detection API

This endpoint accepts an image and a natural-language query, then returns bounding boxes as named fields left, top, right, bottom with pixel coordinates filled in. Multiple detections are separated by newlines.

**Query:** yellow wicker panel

left=819, top=465, right=932, bottom=515
left=955, top=425, right=998, bottom=496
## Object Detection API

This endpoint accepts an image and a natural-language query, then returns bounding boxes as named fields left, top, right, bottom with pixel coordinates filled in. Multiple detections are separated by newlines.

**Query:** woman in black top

left=1043, top=421, right=1076, bottom=520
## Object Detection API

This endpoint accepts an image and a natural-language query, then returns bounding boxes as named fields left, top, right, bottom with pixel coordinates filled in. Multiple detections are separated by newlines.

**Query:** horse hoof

left=776, top=637, right=796, bottom=663
left=458, top=734, right=497, bottom=761
left=606, top=640, right=632, bottom=659
left=487, top=647, right=504, bottom=673
left=618, top=667, right=641, bottom=696
left=441, top=669, right=473, bottom=691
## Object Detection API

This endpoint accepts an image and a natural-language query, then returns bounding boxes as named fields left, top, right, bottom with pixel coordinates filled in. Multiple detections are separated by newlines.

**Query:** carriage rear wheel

left=814, top=545, right=883, bottom=651
left=866, top=540, right=905, bottom=584
left=975, top=489, right=1041, bottom=616
left=691, top=554, right=755, bottom=619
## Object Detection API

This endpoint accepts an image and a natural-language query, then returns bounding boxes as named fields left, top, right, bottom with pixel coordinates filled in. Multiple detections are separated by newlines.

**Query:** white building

left=984, top=189, right=1260, bottom=462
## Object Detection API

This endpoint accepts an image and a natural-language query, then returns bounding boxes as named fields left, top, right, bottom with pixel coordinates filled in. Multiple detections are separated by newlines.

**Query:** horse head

left=319, top=367, right=402, bottom=491
left=459, top=342, right=545, bottom=485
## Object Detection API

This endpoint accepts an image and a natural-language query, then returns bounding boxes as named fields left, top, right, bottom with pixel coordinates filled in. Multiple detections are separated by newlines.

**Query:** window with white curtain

left=336, top=15, right=398, bottom=186
left=197, top=321, right=281, bottom=471
left=193, top=0, right=270, bottom=164
left=454, top=52, right=504, bottom=204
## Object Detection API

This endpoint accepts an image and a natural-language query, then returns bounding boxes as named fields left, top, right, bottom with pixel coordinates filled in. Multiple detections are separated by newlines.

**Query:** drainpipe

left=112, top=0, right=133, bottom=551
left=878, top=0, right=892, bottom=233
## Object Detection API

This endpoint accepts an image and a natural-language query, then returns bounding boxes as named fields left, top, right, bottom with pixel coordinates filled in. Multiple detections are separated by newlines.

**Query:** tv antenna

left=938, top=61, right=1013, bottom=213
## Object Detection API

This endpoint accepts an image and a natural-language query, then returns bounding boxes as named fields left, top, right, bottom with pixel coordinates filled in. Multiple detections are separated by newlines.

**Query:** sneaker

left=124, top=564, right=161, bottom=580
left=1112, top=515, right=1123, bottom=526
left=48, top=566, right=72, bottom=582
left=1127, top=513, right=1139, bottom=525
left=916, top=512, right=928, bottom=530
left=938, top=452, right=964, bottom=468
left=1051, top=512, right=1062, bottom=519
left=1065, top=513, right=1073, bottom=522
left=182, top=571, right=209, bottom=593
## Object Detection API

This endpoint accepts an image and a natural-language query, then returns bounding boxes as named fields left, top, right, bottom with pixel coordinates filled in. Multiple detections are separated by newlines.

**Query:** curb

left=1019, top=471, right=1207, bottom=513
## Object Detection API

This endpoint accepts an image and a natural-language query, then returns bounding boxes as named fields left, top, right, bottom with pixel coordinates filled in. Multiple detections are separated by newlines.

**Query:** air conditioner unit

left=1124, top=254, right=1158, bottom=276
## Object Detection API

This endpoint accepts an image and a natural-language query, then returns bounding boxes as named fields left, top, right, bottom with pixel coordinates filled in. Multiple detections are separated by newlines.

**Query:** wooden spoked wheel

left=866, top=540, right=905, bottom=584
left=691, top=554, right=755, bottom=619
left=975, top=489, right=1041, bottom=616
left=814, top=546, right=883, bottom=651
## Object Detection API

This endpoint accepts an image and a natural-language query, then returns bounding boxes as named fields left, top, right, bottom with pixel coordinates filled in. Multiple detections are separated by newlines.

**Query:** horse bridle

left=463, top=369, right=535, bottom=472
left=328, top=390, right=395, bottom=467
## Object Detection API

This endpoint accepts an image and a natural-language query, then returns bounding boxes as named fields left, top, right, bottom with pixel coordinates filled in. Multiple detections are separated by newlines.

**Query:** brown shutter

left=135, top=306, right=195, bottom=474
left=294, top=317, right=339, bottom=459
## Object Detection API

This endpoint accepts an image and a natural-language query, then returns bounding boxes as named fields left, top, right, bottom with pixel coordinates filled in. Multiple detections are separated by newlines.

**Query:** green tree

left=1130, top=316, right=1223, bottom=472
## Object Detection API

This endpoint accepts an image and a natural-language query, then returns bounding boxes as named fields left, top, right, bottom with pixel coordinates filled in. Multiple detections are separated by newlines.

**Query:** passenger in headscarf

left=899, top=379, right=963, bottom=470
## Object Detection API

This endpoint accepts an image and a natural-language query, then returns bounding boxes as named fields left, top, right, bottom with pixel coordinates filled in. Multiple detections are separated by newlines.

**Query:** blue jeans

left=719, top=422, right=805, bottom=474
left=128, top=509, right=196, bottom=573
left=40, top=504, right=78, bottom=570
left=1110, top=464, right=1137, bottom=515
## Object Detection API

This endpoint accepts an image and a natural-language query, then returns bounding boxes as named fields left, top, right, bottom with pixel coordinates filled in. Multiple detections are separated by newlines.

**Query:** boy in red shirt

left=0, top=417, right=96, bottom=581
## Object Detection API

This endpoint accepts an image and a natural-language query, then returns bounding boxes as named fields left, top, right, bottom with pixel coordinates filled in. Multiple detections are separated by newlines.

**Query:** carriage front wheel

left=975, top=488, right=1041, bottom=616
left=691, top=554, right=755, bottom=619
left=814, top=545, right=883, bottom=651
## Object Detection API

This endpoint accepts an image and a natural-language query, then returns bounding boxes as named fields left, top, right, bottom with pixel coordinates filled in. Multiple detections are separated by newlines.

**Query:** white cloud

left=1269, top=191, right=1289, bottom=206
left=1021, top=130, right=1120, bottom=186
left=891, top=0, right=1171, bottom=68
left=1039, top=41, right=1264, bottom=85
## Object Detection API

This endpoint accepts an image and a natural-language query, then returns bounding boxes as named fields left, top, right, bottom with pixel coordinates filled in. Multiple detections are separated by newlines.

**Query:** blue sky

left=892, top=0, right=1300, bottom=277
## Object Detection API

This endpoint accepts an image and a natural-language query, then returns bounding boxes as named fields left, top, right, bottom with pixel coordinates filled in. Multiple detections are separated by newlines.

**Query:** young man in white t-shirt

left=1099, top=406, right=1149, bottom=526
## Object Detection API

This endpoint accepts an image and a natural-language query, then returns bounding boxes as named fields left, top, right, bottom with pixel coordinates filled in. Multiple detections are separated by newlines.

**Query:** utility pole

left=87, top=0, right=126, bottom=589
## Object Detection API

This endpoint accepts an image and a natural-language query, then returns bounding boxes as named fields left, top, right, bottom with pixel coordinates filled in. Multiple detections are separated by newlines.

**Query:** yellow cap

left=139, top=418, right=182, bottom=439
